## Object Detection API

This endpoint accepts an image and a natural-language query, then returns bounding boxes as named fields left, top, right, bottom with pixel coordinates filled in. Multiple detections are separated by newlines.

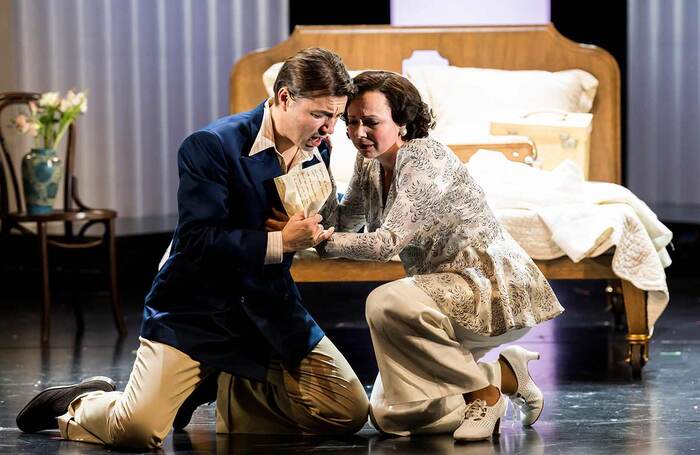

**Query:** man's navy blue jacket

left=141, top=102, right=327, bottom=381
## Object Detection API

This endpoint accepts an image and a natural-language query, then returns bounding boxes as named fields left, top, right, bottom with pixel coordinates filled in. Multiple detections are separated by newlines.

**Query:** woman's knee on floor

left=369, top=403, right=394, bottom=435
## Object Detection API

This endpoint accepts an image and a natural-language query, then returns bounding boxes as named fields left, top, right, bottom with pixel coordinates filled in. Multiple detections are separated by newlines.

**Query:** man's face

left=279, top=90, right=347, bottom=151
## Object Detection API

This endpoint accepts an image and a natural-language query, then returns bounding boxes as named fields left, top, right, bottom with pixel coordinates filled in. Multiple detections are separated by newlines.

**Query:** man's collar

left=249, top=98, right=277, bottom=157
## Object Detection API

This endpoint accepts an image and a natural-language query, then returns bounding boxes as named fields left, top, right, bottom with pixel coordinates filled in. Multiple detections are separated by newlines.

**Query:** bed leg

left=621, top=280, right=649, bottom=379
left=605, top=279, right=625, bottom=331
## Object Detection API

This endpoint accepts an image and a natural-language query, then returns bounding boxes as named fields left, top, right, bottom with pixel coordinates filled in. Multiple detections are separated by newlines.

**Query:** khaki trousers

left=365, top=277, right=529, bottom=436
left=216, top=336, right=369, bottom=434
left=57, top=336, right=369, bottom=449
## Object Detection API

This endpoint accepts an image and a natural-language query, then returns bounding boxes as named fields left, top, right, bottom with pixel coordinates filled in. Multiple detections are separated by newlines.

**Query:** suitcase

left=490, top=110, right=593, bottom=179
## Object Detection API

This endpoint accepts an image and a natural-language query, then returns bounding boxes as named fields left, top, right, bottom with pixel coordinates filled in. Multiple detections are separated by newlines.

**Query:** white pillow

left=262, top=62, right=285, bottom=97
left=325, top=119, right=358, bottom=195
left=405, top=65, right=599, bottom=142
left=262, top=63, right=365, bottom=193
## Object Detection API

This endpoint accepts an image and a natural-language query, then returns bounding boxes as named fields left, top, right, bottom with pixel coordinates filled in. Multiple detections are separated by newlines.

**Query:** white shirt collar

left=249, top=98, right=278, bottom=157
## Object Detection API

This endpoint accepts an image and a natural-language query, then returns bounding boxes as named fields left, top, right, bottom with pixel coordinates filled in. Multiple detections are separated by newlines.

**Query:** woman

left=318, top=71, right=564, bottom=441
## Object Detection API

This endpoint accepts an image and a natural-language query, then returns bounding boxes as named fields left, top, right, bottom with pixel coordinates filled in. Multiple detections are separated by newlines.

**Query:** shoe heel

left=506, top=400, right=520, bottom=422
left=513, top=403, right=522, bottom=422
left=493, top=418, right=501, bottom=436
left=524, top=349, right=540, bottom=362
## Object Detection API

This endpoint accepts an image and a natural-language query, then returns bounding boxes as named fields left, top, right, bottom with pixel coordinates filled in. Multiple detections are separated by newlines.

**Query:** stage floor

left=1, top=279, right=698, bottom=454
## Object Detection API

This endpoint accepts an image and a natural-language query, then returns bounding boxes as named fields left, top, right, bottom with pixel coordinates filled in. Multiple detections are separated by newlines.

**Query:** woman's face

left=346, top=91, right=404, bottom=160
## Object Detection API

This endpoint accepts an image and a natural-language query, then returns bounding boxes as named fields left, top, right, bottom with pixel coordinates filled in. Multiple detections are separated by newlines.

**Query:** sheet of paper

left=274, top=161, right=332, bottom=217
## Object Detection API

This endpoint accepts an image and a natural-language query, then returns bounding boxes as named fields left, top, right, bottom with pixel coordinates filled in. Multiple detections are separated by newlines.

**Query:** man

left=16, top=48, right=369, bottom=449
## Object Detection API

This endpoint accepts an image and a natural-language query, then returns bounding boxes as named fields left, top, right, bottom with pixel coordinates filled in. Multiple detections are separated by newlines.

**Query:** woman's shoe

left=453, top=393, right=507, bottom=442
left=499, top=345, right=544, bottom=426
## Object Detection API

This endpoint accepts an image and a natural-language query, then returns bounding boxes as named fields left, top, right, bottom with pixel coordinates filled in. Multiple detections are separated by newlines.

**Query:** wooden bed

left=229, top=24, right=650, bottom=377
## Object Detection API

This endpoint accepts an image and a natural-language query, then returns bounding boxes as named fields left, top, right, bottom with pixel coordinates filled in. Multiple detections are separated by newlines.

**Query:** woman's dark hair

left=273, top=48, right=355, bottom=102
left=348, top=71, right=435, bottom=140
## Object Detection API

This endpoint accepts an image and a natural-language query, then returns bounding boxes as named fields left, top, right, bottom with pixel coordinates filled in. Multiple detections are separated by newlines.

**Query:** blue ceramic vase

left=21, top=148, right=63, bottom=215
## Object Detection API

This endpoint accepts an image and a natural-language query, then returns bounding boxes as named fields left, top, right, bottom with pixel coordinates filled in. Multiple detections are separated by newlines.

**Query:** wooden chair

left=0, top=92, right=127, bottom=344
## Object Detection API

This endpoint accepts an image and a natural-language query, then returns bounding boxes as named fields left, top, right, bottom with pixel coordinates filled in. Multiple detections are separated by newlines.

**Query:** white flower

left=60, top=90, right=88, bottom=113
left=38, top=91, right=60, bottom=108
left=59, top=98, right=72, bottom=112
left=12, top=89, right=87, bottom=147
left=75, top=91, right=87, bottom=113
left=60, top=90, right=76, bottom=112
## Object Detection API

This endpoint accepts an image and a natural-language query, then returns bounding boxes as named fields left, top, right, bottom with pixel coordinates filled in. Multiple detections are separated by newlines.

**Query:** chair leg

left=0, top=227, right=7, bottom=291
left=107, top=219, right=127, bottom=337
left=71, top=263, right=85, bottom=334
left=64, top=221, right=84, bottom=332
left=37, top=222, right=51, bottom=345
left=621, top=280, right=650, bottom=379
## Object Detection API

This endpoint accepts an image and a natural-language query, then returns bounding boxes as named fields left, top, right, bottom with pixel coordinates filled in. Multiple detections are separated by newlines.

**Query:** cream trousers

left=57, top=336, right=368, bottom=449
left=366, top=277, right=529, bottom=436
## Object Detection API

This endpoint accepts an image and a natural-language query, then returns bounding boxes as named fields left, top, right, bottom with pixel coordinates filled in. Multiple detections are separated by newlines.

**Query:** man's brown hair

left=273, top=48, right=355, bottom=102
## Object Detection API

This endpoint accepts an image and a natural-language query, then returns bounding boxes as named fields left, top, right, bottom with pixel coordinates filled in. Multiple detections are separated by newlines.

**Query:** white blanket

left=467, top=150, right=672, bottom=327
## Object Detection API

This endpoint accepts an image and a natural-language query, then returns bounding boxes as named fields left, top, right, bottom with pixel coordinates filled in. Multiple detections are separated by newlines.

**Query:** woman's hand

left=281, top=212, right=334, bottom=252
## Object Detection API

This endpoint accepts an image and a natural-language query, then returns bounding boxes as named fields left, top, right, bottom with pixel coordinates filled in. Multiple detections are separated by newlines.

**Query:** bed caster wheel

left=626, top=343, right=647, bottom=379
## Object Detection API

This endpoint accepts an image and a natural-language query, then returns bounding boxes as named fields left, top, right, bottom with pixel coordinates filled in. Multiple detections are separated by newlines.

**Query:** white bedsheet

left=468, top=150, right=672, bottom=327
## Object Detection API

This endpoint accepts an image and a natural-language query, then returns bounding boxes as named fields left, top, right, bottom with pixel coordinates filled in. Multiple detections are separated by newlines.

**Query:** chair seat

left=8, top=208, right=117, bottom=223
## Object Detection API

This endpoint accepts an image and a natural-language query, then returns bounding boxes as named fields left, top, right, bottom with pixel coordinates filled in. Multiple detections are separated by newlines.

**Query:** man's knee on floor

left=342, top=391, right=370, bottom=434
left=108, top=417, right=165, bottom=449
left=302, top=386, right=369, bottom=435
left=311, top=401, right=369, bottom=435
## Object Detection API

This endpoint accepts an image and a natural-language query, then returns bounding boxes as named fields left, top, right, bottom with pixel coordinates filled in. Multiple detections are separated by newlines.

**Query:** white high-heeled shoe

left=499, top=345, right=544, bottom=426
left=453, top=393, right=507, bottom=442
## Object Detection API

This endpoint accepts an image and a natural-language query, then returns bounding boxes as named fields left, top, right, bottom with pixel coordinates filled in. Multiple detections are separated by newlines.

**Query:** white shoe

left=500, top=345, right=544, bottom=426
left=453, top=393, right=507, bottom=442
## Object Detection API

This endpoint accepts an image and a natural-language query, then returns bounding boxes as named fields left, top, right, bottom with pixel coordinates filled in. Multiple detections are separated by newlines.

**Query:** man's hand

left=265, top=208, right=289, bottom=232
left=281, top=212, right=334, bottom=253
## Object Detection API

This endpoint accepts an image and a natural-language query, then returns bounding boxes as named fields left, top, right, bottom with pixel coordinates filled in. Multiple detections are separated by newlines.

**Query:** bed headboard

left=230, top=24, right=620, bottom=184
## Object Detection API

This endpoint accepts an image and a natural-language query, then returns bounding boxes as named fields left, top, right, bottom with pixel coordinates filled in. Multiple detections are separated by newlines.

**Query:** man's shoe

left=16, top=376, right=116, bottom=433
left=173, top=372, right=219, bottom=430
